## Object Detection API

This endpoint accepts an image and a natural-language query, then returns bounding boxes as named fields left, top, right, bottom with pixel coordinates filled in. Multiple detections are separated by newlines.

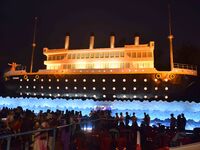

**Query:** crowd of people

left=0, top=106, right=199, bottom=150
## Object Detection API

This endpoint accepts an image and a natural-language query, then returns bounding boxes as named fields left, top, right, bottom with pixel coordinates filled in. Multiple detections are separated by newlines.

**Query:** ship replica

left=3, top=30, right=198, bottom=101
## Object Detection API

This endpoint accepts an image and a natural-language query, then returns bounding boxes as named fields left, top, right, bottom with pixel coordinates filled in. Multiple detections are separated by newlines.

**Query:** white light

left=65, top=87, right=68, bottom=90
left=155, top=87, right=158, bottom=90
left=83, top=79, right=86, bottom=82
left=57, top=86, right=60, bottom=90
left=92, top=79, right=96, bottom=82
left=33, top=79, right=36, bottom=82
left=113, top=95, right=116, bottom=98
left=112, top=79, right=116, bottom=82
left=65, top=79, right=68, bottom=82
left=144, top=87, right=147, bottom=91
left=66, top=94, right=69, bottom=96
left=26, top=93, right=29, bottom=95
left=123, top=87, right=126, bottom=90
left=144, top=78, right=147, bottom=82
left=83, top=87, right=86, bottom=90
left=33, top=86, right=36, bottom=89
left=48, top=79, right=51, bottom=82
left=112, top=87, right=116, bottom=90
left=154, top=79, right=158, bottom=82
left=164, top=79, right=168, bottom=82
left=133, top=95, right=137, bottom=98
left=165, top=95, right=168, bottom=99
left=57, top=79, right=59, bottom=82
left=41, top=93, right=44, bottom=96
left=49, top=94, right=52, bottom=96
left=93, top=87, right=96, bottom=90
left=26, top=86, right=29, bottom=89
left=20, top=79, right=23, bottom=82
left=133, top=87, right=137, bottom=91
left=93, top=95, right=96, bottom=98
left=41, top=79, right=44, bottom=82
left=34, top=93, right=36, bottom=96
left=75, top=94, right=78, bottom=97
left=57, top=94, right=60, bottom=97
left=41, top=86, right=43, bottom=89
left=123, top=79, right=126, bottom=82
left=102, top=79, right=106, bottom=82
left=74, top=87, right=77, bottom=90
left=20, top=92, right=22, bottom=95
left=165, top=87, right=168, bottom=91
left=144, top=95, right=147, bottom=99
left=74, top=79, right=77, bottom=82
left=49, top=86, right=51, bottom=89
left=103, top=95, right=106, bottom=98
left=27, top=79, right=29, bottom=82
left=123, top=95, right=126, bottom=98
left=102, top=87, right=106, bottom=90
left=84, top=94, right=87, bottom=97
left=133, top=79, right=137, bottom=82
left=20, top=86, right=22, bottom=89
left=155, top=95, right=158, bottom=99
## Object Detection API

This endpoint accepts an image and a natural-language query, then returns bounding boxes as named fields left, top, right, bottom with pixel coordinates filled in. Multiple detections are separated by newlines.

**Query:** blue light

left=0, top=97, right=200, bottom=130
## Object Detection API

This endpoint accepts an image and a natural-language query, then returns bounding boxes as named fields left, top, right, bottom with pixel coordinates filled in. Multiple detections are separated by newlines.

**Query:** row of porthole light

left=19, top=92, right=169, bottom=99
left=21, top=85, right=169, bottom=91
left=20, top=78, right=166, bottom=83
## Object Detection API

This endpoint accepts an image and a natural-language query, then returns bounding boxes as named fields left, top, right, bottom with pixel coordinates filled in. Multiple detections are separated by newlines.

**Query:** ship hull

left=3, top=72, right=199, bottom=101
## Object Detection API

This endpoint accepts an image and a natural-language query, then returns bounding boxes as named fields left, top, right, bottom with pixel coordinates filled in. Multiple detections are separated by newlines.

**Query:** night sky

left=1, top=0, right=200, bottom=73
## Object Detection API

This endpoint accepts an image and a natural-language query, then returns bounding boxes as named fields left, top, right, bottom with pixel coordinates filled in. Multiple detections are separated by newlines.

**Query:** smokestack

left=134, top=36, right=139, bottom=45
left=89, top=33, right=95, bottom=49
left=65, top=33, right=70, bottom=49
left=110, top=34, right=115, bottom=48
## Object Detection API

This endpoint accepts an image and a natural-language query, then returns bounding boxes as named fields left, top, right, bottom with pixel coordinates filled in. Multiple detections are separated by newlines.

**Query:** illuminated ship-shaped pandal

left=3, top=32, right=198, bottom=101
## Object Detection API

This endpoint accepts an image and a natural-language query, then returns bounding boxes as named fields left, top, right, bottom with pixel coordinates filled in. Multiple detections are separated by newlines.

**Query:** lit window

left=102, top=87, right=106, bottom=90
left=33, top=86, right=36, bottom=89
left=41, top=86, right=43, bottom=89
left=112, top=87, right=116, bottom=90
left=84, top=94, right=87, bottom=97
left=123, top=87, right=126, bottom=90
left=133, top=79, right=137, bottom=82
left=165, top=87, right=168, bottom=91
left=102, top=79, right=106, bottom=82
left=49, top=94, right=52, bottom=96
left=144, top=95, right=147, bottom=99
left=33, top=79, right=36, bottom=82
left=20, top=92, right=22, bottom=95
left=20, top=86, right=22, bottom=89
left=103, top=95, right=106, bottom=98
left=41, top=79, right=44, bottom=82
left=93, top=87, right=96, bottom=90
left=144, top=87, right=147, bottom=91
left=133, top=95, right=137, bottom=98
left=49, top=86, right=51, bottom=89
left=133, top=87, right=137, bottom=91
left=123, top=79, right=126, bottom=82
left=92, top=79, right=96, bottom=82
left=74, top=87, right=77, bottom=90
left=57, top=86, right=60, bottom=90
left=41, top=93, right=44, bottom=96
left=154, top=79, right=158, bottom=82
left=164, top=79, right=168, bottom=82
left=83, top=79, right=86, bottom=82
left=65, top=87, right=68, bottom=90
left=74, top=79, right=77, bottom=82
left=123, top=95, right=126, bottom=98
left=144, top=78, right=147, bottom=82
left=83, top=87, right=86, bottom=90
left=65, top=79, right=68, bottom=82
left=113, top=95, right=116, bottom=98
left=57, top=79, right=59, bottom=82
left=155, top=95, right=158, bottom=99
left=20, top=79, right=23, bottom=82
left=165, top=95, right=168, bottom=99
left=48, top=79, right=51, bottom=82
left=57, top=94, right=60, bottom=97
left=155, top=87, right=158, bottom=90
left=112, top=79, right=116, bottom=82
left=26, top=86, right=29, bottom=89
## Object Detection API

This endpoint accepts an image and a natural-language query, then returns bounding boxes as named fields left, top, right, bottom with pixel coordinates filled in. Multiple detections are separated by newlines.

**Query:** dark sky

left=1, top=0, right=200, bottom=72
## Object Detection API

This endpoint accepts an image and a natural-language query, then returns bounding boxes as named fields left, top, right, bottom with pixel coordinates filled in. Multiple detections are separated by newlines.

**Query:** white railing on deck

left=174, top=63, right=197, bottom=71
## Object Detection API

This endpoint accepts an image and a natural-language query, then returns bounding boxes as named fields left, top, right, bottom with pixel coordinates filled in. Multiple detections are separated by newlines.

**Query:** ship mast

left=168, top=3, right=174, bottom=71
left=30, top=17, right=38, bottom=73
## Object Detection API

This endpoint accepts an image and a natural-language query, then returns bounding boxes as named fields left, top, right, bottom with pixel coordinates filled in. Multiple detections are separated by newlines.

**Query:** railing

left=174, top=63, right=197, bottom=71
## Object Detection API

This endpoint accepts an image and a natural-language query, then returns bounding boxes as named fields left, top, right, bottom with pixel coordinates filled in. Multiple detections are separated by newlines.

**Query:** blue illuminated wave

left=0, top=97, right=200, bottom=130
